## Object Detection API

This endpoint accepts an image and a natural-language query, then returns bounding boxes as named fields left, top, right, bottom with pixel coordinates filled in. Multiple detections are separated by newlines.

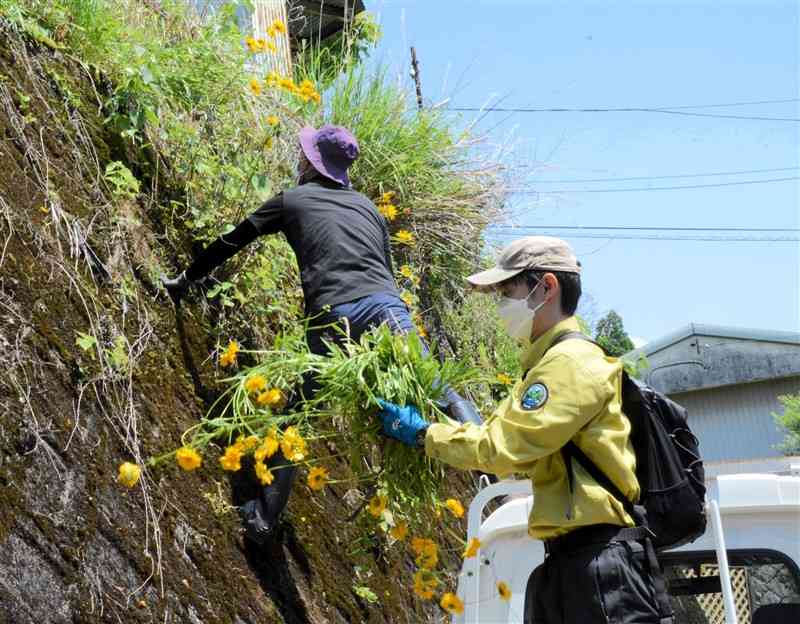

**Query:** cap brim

left=465, top=266, right=525, bottom=288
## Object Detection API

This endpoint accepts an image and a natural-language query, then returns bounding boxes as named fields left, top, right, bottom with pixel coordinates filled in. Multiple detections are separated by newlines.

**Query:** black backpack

left=551, top=332, right=707, bottom=551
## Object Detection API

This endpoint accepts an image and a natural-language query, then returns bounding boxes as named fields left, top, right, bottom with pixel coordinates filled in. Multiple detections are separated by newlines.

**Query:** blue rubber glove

left=376, top=399, right=429, bottom=447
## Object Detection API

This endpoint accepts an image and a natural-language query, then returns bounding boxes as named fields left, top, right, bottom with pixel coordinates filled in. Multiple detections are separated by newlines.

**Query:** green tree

left=773, top=393, right=800, bottom=455
left=594, top=310, right=635, bottom=357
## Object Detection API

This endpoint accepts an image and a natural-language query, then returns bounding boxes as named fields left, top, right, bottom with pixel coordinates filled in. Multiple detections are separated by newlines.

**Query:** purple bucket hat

left=299, top=125, right=360, bottom=187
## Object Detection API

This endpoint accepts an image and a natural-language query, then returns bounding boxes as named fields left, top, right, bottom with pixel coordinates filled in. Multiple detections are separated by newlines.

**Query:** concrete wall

left=644, top=334, right=800, bottom=395
left=672, top=376, right=800, bottom=462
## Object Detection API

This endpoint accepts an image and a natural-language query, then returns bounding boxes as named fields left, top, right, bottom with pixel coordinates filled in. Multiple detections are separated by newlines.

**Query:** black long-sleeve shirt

left=185, top=178, right=398, bottom=314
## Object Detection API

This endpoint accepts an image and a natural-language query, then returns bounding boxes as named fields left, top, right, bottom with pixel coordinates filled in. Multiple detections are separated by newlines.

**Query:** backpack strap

left=549, top=330, right=675, bottom=623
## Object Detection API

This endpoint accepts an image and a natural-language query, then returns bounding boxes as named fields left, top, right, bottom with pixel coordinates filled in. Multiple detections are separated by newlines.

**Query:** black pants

left=525, top=539, right=669, bottom=624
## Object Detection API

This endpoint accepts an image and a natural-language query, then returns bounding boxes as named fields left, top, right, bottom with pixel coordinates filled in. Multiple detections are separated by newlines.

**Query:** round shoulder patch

left=521, top=383, right=549, bottom=410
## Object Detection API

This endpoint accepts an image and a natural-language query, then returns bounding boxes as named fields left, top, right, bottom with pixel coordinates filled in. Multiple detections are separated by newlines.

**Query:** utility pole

left=410, top=46, right=423, bottom=110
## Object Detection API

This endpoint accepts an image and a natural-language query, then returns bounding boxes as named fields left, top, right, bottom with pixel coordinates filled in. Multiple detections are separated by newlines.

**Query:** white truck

left=454, top=470, right=800, bottom=624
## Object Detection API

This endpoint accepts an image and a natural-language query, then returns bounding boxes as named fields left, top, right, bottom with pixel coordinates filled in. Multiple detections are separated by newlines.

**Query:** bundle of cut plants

left=173, top=324, right=486, bottom=516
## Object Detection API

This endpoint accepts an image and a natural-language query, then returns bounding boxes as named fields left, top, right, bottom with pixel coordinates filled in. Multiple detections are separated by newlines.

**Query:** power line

left=526, top=166, right=800, bottom=184
left=446, top=98, right=800, bottom=122
left=485, top=232, right=800, bottom=242
left=490, top=225, right=800, bottom=232
left=449, top=107, right=800, bottom=122
left=513, top=176, right=800, bottom=194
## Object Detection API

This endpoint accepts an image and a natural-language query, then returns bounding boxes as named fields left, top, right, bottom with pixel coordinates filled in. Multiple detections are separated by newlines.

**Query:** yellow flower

left=389, top=521, right=408, bottom=541
left=497, top=581, right=512, bottom=601
left=367, top=495, right=387, bottom=517
left=176, top=446, right=202, bottom=471
left=415, top=324, right=427, bottom=339
left=463, top=537, right=481, bottom=558
left=265, top=39, right=277, bottom=53
left=265, top=71, right=280, bottom=87
left=496, top=372, right=513, bottom=385
left=412, top=569, right=438, bottom=600
left=440, top=593, right=464, bottom=615
left=237, top=435, right=260, bottom=451
left=248, top=78, right=263, bottom=96
left=400, top=291, right=414, bottom=308
left=266, top=115, right=280, bottom=127
left=378, top=203, right=398, bottom=221
left=445, top=498, right=465, bottom=518
left=254, top=433, right=280, bottom=462
left=271, top=18, right=286, bottom=34
left=244, top=374, right=267, bottom=394
left=307, top=466, right=329, bottom=491
left=255, top=37, right=267, bottom=51
left=256, top=388, right=286, bottom=409
left=219, top=445, right=242, bottom=472
left=393, top=230, right=414, bottom=246
left=245, top=36, right=259, bottom=53
left=280, top=426, right=307, bottom=462
left=117, top=462, right=141, bottom=488
left=381, top=191, right=396, bottom=204
left=219, top=340, right=239, bottom=367
left=267, top=25, right=277, bottom=38
left=254, top=461, right=274, bottom=485
left=411, top=537, right=438, bottom=569
left=399, top=264, right=414, bottom=279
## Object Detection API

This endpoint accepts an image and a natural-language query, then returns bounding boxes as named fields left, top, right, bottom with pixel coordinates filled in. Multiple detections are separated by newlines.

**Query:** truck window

left=661, top=549, right=800, bottom=624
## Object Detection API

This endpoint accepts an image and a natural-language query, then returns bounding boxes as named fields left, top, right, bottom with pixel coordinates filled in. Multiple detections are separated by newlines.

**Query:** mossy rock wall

left=0, top=21, right=468, bottom=624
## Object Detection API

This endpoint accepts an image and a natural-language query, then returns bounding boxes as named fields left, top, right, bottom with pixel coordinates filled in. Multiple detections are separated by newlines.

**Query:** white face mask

left=496, top=281, right=546, bottom=344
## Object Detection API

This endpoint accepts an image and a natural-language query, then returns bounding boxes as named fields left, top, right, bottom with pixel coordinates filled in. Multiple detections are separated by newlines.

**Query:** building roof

left=628, top=323, right=800, bottom=359
left=289, top=0, right=366, bottom=43
left=624, top=323, right=800, bottom=394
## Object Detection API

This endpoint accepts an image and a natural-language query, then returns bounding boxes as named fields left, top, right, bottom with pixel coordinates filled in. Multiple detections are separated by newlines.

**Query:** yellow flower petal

left=367, top=495, right=387, bottom=518
left=463, top=537, right=481, bottom=558
left=117, top=462, right=141, bottom=488
left=440, top=593, right=464, bottom=615
left=389, top=521, right=408, bottom=541
left=219, top=445, right=242, bottom=472
left=176, top=446, right=202, bottom=471
left=497, top=581, right=512, bottom=601
left=307, top=466, right=329, bottom=491
left=445, top=498, right=464, bottom=518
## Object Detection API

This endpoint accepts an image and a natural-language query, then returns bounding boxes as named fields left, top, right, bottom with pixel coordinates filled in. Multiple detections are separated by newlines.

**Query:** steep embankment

left=0, top=19, right=475, bottom=624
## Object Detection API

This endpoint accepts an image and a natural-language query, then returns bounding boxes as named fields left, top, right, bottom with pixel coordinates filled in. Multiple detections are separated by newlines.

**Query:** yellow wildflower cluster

left=245, top=35, right=277, bottom=54
left=262, top=71, right=321, bottom=104
left=219, top=340, right=239, bottom=367
left=245, top=19, right=285, bottom=54
left=243, top=375, right=286, bottom=410
left=117, top=462, right=141, bottom=488
left=376, top=191, right=399, bottom=221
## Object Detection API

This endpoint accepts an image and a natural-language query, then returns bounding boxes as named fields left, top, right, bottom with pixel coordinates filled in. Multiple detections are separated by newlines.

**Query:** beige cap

left=466, top=236, right=581, bottom=287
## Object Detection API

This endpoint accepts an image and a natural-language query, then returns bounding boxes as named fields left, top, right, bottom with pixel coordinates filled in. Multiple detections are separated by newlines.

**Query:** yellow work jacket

left=424, top=316, right=640, bottom=539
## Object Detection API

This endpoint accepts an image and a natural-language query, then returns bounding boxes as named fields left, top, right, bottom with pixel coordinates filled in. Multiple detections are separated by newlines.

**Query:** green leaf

left=352, top=586, right=379, bottom=604
left=75, top=332, right=97, bottom=359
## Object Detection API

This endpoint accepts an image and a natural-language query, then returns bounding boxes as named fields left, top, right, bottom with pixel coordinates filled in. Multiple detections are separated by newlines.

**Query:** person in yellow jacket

left=376, top=236, right=672, bottom=624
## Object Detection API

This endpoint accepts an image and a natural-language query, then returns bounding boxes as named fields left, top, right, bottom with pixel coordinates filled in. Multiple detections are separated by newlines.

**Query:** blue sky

left=369, top=0, right=799, bottom=344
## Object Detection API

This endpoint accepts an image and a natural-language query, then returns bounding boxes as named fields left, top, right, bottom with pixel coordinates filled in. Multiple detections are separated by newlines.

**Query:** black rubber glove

left=162, top=271, right=191, bottom=305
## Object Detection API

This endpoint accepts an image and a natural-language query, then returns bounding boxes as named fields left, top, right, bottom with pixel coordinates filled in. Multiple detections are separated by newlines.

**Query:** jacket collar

left=519, top=316, right=582, bottom=372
